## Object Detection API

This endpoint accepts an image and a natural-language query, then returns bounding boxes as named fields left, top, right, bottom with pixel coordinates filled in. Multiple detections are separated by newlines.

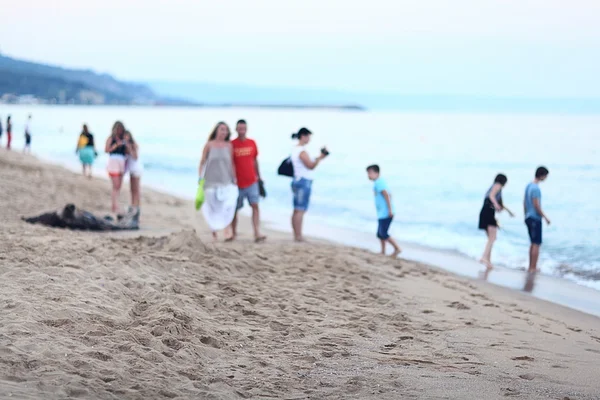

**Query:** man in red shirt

left=231, top=120, right=266, bottom=242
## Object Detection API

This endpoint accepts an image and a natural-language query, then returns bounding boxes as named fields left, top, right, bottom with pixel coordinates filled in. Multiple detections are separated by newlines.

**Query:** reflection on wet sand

left=524, top=271, right=537, bottom=293
left=479, top=268, right=538, bottom=294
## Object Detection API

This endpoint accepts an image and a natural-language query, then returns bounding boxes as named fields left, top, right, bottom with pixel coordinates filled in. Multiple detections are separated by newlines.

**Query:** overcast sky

left=2, top=0, right=600, bottom=97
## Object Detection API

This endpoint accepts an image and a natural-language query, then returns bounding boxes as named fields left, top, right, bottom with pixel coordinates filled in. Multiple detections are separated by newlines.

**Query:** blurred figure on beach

left=124, top=131, right=142, bottom=212
left=366, top=164, right=402, bottom=257
left=6, top=116, right=12, bottom=150
left=290, top=128, right=328, bottom=242
left=524, top=166, right=550, bottom=272
left=0, top=115, right=3, bottom=146
left=105, top=121, right=127, bottom=213
left=24, top=115, right=32, bottom=154
left=76, top=124, right=97, bottom=178
left=199, top=122, right=238, bottom=241
left=231, top=119, right=266, bottom=243
left=478, top=174, right=514, bottom=269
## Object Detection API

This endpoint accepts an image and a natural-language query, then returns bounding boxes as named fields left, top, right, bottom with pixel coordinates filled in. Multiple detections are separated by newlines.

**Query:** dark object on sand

left=23, top=204, right=140, bottom=231
left=258, top=180, right=267, bottom=198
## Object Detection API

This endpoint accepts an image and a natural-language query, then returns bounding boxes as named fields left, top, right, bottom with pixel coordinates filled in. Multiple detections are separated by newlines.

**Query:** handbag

left=195, top=179, right=206, bottom=210
left=277, top=157, right=294, bottom=178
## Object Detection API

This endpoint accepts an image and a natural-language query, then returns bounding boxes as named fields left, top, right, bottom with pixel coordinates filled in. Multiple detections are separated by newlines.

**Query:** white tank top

left=291, top=145, right=313, bottom=180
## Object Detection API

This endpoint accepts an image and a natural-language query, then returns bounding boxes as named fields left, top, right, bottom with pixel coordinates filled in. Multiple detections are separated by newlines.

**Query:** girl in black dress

left=479, top=174, right=514, bottom=268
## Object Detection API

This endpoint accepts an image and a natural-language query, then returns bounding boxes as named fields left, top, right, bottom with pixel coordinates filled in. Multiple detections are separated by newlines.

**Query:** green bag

left=195, top=179, right=205, bottom=210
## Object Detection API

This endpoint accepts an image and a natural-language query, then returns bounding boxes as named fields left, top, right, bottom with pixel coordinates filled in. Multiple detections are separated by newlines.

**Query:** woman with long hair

left=76, top=124, right=97, bottom=178
left=105, top=121, right=127, bottom=213
left=478, top=173, right=514, bottom=268
left=290, top=128, right=328, bottom=242
left=198, top=122, right=238, bottom=241
left=124, top=130, right=142, bottom=211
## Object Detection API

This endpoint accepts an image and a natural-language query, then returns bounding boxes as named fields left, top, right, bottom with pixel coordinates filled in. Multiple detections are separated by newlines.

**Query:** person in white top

left=290, top=127, right=329, bottom=242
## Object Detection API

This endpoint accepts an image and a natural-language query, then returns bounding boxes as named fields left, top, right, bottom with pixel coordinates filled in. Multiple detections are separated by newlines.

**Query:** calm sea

left=3, top=105, right=599, bottom=289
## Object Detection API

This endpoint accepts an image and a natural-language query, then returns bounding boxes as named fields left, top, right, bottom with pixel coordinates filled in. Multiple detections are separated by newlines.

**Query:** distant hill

left=0, top=54, right=161, bottom=104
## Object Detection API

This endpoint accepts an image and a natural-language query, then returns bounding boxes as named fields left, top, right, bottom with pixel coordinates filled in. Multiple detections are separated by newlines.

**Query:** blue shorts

left=377, top=217, right=393, bottom=240
left=237, top=182, right=260, bottom=210
left=525, top=217, right=542, bottom=245
left=291, top=178, right=312, bottom=211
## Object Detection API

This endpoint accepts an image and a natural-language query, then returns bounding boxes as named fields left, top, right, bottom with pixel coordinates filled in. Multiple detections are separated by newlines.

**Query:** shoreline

left=2, top=149, right=600, bottom=399
left=32, top=151, right=600, bottom=318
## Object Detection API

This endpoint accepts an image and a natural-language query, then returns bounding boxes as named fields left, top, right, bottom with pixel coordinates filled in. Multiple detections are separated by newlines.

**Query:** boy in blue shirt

left=367, top=165, right=402, bottom=257
left=524, top=166, right=551, bottom=272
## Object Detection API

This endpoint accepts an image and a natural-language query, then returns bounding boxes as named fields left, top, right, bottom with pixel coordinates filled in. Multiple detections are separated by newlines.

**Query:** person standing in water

left=290, top=128, right=328, bottom=242
left=199, top=122, right=238, bottom=241
left=24, top=115, right=32, bottom=154
left=6, top=116, right=12, bottom=150
left=105, top=121, right=127, bottom=213
left=231, top=119, right=266, bottom=242
left=478, top=173, right=515, bottom=269
left=124, top=131, right=143, bottom=212
left=76, top=124, right=97, bottom=178
left=524, top=166, right=550, bottom=272
left=366, top=164, right=402, bottom=257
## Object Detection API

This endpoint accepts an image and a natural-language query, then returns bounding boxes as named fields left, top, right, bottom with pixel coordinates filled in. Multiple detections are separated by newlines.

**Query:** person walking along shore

left=478, top=173, right=514, bottom=269
left=231, top=119, right=266, bottom=242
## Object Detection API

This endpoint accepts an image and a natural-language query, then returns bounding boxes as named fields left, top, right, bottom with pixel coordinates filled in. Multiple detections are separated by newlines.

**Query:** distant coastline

left=0, top=101, right=366, bottom=111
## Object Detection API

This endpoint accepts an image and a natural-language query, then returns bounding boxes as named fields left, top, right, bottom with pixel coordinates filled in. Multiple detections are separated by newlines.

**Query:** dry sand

left=1, top=150, right=600, bottom=400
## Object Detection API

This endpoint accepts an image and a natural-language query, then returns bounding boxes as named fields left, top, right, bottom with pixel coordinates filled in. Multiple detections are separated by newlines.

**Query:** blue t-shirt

left=524, top=182, right=542, bottom=220
left=374, top=178, right=394, bottom=220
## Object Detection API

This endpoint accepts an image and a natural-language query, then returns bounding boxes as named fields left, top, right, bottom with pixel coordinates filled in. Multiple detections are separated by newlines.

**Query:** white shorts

left=107, top=155, right=126, bottom=177
left=126, top=157, right=143, bottom=178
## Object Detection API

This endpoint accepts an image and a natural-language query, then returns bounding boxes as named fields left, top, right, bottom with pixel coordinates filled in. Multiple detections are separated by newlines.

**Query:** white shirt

left=291, top=145, right=314, bottom=180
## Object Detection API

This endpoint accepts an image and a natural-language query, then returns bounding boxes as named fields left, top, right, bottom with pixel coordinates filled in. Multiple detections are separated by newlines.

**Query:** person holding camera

left=290, top=127, right=329, bottom=242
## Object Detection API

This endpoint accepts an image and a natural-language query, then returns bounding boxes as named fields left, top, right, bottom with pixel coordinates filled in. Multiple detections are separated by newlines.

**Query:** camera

left=321, top=147, right=330, bottom=156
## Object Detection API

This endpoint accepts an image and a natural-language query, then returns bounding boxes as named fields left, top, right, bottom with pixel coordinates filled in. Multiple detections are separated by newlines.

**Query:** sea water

left=2, top=105, right=599, bottom=289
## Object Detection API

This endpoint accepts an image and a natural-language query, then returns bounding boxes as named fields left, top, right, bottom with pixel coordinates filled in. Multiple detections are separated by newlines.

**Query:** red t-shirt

left=231, top=138, right=259, bottom=189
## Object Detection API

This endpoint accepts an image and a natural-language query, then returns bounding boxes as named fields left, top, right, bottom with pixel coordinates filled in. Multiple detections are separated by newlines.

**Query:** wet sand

left=1, top=150, right=600, bottom=399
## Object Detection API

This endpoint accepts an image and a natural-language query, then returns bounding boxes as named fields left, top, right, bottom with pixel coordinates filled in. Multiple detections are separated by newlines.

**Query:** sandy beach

left=1, top=150, right=600, bottom=399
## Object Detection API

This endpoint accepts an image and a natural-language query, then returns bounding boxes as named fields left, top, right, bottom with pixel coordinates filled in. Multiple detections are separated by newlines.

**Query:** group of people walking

left=8, top=114, right=552, bottom=272
left=73, top=121, right=142, bottom=214
left=478, top=166, right=550, bottom=272
left=197, top=118, right=552, bottom=274
left=198, top=120, right=335, bottom=244
left=0, top=114, right=32, bottom=152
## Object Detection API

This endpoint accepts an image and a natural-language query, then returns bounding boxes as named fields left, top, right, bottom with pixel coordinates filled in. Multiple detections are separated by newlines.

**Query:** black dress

left=478, top=186, right=502, bottom=230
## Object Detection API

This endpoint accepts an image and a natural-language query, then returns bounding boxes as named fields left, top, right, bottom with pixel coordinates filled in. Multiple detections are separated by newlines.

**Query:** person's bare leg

left=251, top=204, right=266, bottom=242
left=82, top=165, right=87, bottom=177
left=231, top=212, right=238, bottom=239
left=380, top=239, right=386, bottom=255
left=110, top=175, right=123, bottom=213
left=480, top=226, right=496, bottom=268
left=131, top=176, right=141, bottom=208
left=529, top=244, right=540, bottom=272
left=387, top=237, right=402, bottom=258
left=292, top=210, right=305, bottom=241
left=212, top=231, right=218, bottom=242
left=224, top=224, right=234, bottom=241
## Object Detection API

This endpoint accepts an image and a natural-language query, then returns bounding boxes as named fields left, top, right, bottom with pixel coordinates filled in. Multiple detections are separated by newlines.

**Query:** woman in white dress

left=199, top=122, right=238, bottom=241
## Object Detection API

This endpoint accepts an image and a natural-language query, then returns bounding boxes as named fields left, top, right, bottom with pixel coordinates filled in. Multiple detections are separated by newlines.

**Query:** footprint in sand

left=511, top=356, right=534, bottom=362
left=448, top=301, right=470, bottom=310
